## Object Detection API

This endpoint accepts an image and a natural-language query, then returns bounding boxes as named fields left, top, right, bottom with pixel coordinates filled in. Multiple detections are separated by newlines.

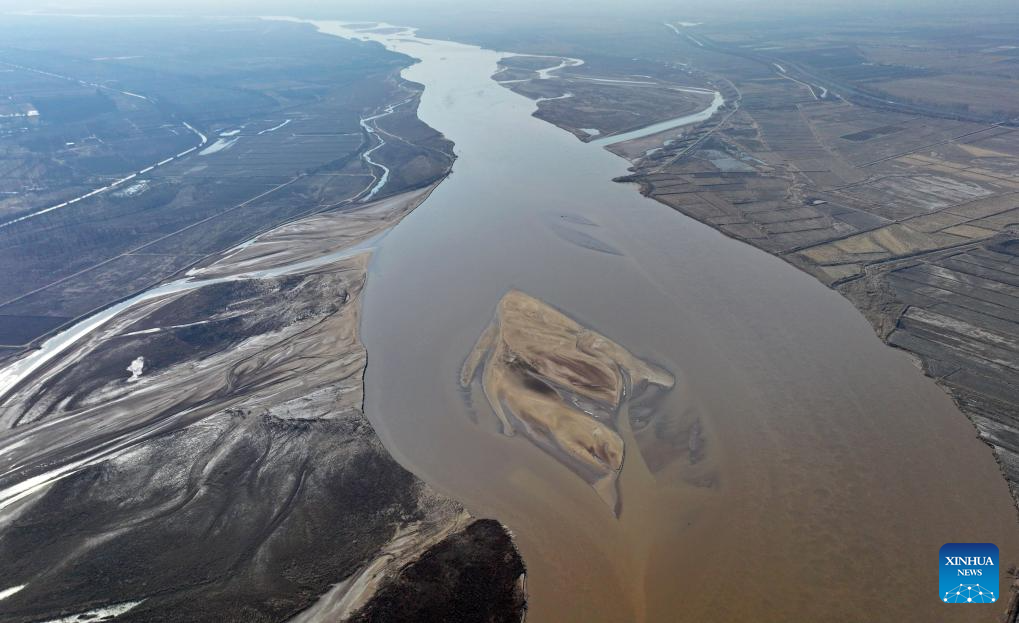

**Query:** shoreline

left=608, top=108, right=1019, bottom=521
left=337, top=20, right=1019, bottom=622
left=0, top=22, right=526, bottom=620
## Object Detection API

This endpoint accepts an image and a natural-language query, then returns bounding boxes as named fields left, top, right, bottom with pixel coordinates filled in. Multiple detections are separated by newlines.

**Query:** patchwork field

left=585, top=16, right=1019, bottom=510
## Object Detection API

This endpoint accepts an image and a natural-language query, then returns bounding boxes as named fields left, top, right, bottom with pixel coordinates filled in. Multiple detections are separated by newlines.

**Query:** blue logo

left=940, top=543, right=998, bottom=603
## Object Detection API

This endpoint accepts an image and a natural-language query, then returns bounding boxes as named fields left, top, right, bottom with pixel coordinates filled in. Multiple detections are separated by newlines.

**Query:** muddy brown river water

left=315, top=21, right=1019, bottom=622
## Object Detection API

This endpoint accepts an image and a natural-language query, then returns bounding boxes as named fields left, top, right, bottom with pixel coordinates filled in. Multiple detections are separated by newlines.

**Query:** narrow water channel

left=315, top=21, right=1019, bottom=623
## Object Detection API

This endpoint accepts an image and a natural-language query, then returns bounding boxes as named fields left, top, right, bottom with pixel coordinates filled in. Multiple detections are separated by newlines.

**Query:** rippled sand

left=461, top=290, right=674, bottom=512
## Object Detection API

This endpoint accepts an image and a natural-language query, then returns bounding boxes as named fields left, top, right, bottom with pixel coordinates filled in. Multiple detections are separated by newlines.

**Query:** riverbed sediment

left=322, top=20, right=1019, bottom=622
left=0, top=108, right=523, bottom=623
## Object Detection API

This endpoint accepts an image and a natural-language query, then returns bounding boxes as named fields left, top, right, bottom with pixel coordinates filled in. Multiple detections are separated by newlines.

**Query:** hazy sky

left=1, top=0, right=1015, bottom=19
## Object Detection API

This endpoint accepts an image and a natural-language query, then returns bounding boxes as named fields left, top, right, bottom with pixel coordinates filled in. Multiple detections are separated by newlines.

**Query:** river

left=590, top=88, right=723, bottom=146
left=311, top=20, right=1019, bottom=623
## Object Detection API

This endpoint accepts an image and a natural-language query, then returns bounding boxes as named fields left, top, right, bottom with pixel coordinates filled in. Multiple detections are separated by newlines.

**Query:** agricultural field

left=601, top=14, right=1019, bottom=505
left=496, top=54, right=716, bottom=141
left=0, top=16, right=452, bottom=351
left=685, top=17, right=1019, bottom=121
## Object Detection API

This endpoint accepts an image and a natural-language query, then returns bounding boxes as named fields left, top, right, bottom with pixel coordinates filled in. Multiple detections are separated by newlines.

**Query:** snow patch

left=258, top=119, right=291, bottom=135
left=199, top=137, right=239, bottom=156
left=40, top=600, right=145, bottom=622
left=0, top=585, right=25, bottom=601
left=113, top=180, right=149, bottom=198
left=0, top=437, right=29, bottom=458
left=126, top=356, right=145, bottom=382
left=536, top=57, right=583, bottom=80
left=535, top=92, right=573, bottom=103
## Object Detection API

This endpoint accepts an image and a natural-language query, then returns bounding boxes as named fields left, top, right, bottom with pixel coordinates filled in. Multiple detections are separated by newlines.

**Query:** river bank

left=1, top=15, right=1016, bottom=622
left=315, top=20, right=1019, bottom=623
left=0, top=46, right=525, bottom=621
left=0, top=183, right=526, bottom=623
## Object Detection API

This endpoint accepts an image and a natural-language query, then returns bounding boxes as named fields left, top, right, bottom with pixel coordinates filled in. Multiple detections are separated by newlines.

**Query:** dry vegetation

left=496, top=54, right=715, bottom=141
left=609, top=18, right=1019, bottom=507
left=0, top=17, right=453, bottom=352
left=0, top=187, right=525, bottom=623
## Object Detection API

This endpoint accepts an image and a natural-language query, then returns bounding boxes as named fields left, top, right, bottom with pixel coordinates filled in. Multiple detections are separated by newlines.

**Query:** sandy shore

left=0, top=186, right=525, bottom=622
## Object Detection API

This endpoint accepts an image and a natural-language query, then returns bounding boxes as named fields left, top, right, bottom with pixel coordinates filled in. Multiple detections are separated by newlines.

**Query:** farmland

left=483, top=10, right=1019, bottom=514
left=605, top=17, right=1019, bottom=508
left=0, top=16, right=452, bottom=353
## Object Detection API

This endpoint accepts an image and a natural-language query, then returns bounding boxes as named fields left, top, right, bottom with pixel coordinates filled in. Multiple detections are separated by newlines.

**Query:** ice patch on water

left=40, top=600, right=145, bottom=622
